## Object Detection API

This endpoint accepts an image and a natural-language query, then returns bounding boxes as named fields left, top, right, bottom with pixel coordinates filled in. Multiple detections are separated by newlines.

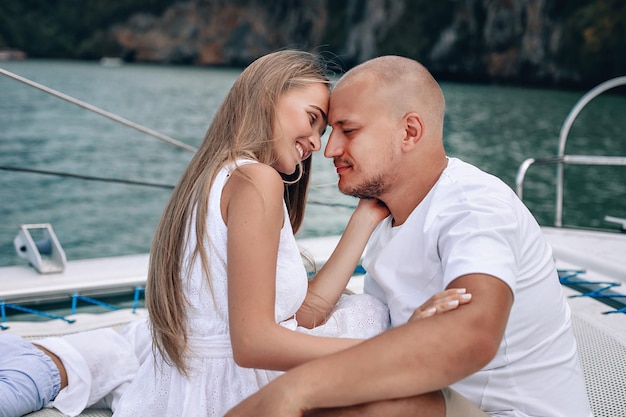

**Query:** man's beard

left=340, top=174, right=387, bottom=199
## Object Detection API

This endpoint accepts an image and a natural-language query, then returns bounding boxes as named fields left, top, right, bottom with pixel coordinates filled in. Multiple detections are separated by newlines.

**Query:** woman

left=113, top=50, right=467, bottom=417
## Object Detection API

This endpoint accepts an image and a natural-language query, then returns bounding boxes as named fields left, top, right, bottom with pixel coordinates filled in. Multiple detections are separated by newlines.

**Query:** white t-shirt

left=363, top=157, right=591, bottom=417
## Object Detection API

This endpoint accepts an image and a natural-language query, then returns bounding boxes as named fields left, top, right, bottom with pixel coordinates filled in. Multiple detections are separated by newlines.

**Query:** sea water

left=1, top=59, right=625, bottom=268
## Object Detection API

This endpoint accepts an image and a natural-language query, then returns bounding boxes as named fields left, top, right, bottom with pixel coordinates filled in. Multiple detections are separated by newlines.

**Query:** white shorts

left=442, top=387, right=488, bottom=417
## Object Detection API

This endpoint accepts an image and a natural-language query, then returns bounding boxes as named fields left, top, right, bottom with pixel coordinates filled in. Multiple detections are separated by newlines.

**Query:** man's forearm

left=278, top=314, right=485, bottom=412
left=303, top=392, right=445, bottom=417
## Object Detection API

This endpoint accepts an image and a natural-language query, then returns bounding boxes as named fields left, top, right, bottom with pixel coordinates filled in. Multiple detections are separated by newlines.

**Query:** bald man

left=225, top=56, right=591, bottom=417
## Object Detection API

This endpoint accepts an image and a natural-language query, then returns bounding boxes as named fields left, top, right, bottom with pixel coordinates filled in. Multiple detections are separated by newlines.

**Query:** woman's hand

left=302, top=198, right=389, bottom=327
left=409, top=288, right=472, bottom=321
left=354, top=198, right=390, bottom=225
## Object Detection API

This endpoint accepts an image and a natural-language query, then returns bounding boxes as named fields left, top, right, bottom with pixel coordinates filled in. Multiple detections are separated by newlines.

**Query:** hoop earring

left=283, top=162, right=303, bottom=185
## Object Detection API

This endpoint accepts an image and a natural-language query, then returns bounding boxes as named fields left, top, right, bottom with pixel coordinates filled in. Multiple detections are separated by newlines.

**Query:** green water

left=1, top=59, right=625, bottom=269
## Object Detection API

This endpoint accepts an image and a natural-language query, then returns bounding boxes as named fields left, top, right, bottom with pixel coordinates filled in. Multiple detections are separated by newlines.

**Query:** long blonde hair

left=147, top=50, right=330, bottom=373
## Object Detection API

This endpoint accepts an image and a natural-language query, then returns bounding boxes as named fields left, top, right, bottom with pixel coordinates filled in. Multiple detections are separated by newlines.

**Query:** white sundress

left=113, top=160, right=389, bottom=417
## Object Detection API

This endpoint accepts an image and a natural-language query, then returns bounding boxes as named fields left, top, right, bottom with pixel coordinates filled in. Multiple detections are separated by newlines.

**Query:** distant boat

left=0, top=49, right=26, bottom=61
left=99, top=57, right=123, bottom=67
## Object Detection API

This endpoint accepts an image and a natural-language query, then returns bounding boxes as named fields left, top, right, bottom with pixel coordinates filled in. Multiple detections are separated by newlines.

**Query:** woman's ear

left=401, top=112, right=424, bottom=151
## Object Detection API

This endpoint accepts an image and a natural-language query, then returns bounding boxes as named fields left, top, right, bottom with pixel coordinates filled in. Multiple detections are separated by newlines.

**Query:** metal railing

left=515, top=76, right=626, bottom=227
left=0, top=67, right=197, bottom=152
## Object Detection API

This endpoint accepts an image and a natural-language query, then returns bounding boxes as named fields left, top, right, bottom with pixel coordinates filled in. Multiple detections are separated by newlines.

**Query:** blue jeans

left=0, top=333, right=61, bottom=417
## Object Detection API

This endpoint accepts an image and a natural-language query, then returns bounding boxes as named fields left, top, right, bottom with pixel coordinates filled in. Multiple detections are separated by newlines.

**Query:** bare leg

left=303, top=391, right=445, bottom=417
left=34, top=344, right=68, bottom=390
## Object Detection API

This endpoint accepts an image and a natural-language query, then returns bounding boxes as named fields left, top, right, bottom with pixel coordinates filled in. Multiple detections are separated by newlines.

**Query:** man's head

left=326, top=56, right=447, bottom=207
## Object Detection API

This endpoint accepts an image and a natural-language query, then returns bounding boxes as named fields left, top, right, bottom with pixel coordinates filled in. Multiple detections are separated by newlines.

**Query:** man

left=225, top=56, right=591, bottom=416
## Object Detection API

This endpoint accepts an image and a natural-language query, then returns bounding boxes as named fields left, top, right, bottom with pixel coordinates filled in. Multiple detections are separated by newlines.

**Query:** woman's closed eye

left=309, top=112, right=327, bottom=136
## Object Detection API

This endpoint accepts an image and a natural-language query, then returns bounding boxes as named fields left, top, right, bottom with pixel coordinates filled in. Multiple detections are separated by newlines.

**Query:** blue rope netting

left=0, top=286, right=145, bottom=329
left=558, top=269, right=626, bottom=314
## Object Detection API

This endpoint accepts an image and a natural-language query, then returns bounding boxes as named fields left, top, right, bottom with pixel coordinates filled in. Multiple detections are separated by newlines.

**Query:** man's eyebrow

left=311, top=105, right=328, bottom=122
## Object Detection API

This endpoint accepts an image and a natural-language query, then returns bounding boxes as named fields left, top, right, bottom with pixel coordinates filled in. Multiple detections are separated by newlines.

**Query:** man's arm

left=225, top=274, right=513, bottom=417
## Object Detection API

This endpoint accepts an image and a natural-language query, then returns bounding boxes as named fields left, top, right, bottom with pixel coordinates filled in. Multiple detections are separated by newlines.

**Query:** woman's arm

left=224, top=164, right=363, bottom=370
left=296, top=199, right=389, bottom=328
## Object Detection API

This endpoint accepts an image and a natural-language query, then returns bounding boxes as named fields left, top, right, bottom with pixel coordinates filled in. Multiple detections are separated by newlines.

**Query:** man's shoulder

left=441, top=158, right=512, bottom=198
left=445, top=157, right=497, bottom=181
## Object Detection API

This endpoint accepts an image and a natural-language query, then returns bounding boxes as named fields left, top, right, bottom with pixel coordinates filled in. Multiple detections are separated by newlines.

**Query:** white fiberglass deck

left=0, top=254, right=149, bottom=304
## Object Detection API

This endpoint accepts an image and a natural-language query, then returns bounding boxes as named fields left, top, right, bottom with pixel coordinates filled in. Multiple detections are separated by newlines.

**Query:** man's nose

left=324, top=129, right=341, bottom=158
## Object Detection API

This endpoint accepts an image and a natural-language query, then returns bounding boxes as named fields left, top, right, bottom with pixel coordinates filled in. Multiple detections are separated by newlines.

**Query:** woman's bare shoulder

left=222, top=162, right=284, bottom=226
left=225, top=162, right=284, bottom=203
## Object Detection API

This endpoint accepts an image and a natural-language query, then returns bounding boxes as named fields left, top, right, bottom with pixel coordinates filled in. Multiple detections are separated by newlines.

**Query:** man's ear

left=401, top=112, right=424, bottom=151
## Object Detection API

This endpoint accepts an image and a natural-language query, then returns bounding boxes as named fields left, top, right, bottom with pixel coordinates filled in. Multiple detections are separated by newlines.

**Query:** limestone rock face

left=428, top=0, right=569, bottom=83
left=339, top=0, right=405, bottom=65
left=110, top=0, right=590, bottom=84
left=113, top=0, right=328, bottom=65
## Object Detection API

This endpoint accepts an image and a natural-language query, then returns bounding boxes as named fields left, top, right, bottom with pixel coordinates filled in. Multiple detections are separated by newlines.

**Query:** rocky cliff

left=424, top=0, right=573, bottom=84
left=108, top=0, right=623, bottom=86
left=113, top=0, right=327, bottom=66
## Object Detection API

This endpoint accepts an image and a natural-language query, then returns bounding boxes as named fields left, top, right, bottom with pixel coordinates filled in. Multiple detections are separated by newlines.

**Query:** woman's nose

left=309, top=132, right=321, bottom=152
